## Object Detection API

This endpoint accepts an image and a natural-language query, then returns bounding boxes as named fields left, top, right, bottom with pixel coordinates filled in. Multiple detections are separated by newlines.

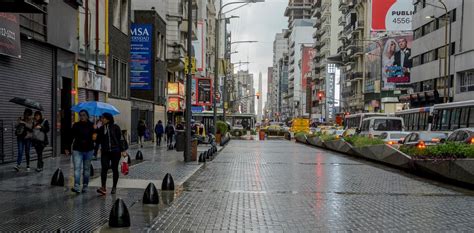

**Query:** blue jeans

left=72, top=150, right=93, bottom=190
left=17, top=138, right=32, bottom=166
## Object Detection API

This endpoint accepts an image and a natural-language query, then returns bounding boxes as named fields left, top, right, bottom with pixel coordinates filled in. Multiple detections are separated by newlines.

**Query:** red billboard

left=371, top=0, right=414, bottom=31
left=301, top=47, right=315, bottom=90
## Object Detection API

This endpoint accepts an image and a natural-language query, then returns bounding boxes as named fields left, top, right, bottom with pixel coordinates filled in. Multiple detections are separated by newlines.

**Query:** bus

left=343, top=113, right=388, bottom=130
left=431, top=100, right=474, bottom=131
left=394, top=107, right=433, bottom=131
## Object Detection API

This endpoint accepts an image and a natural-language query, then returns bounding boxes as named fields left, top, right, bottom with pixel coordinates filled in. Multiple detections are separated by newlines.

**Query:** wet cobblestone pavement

left=0, top=143, right=209, bottom=232
left=150, top=140, right=474, bottom=232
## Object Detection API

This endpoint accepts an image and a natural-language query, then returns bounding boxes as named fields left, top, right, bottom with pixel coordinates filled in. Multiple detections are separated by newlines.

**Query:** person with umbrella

left=14, top=108, right=34, bottom=171
left=95, top=113, right=126, bottom=195
left=66, top=110, right=95, bottom=193
left=32, top=111, right=50, bottom=172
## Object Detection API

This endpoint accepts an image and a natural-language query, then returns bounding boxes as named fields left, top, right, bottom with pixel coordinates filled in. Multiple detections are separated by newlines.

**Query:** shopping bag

left=121, top=155, right=129, bottom=175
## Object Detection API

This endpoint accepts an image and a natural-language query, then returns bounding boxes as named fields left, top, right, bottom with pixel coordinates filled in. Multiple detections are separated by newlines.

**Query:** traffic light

left=256, top=92, right=260, bottom=99
left=317, top=92, right=323, bottom=101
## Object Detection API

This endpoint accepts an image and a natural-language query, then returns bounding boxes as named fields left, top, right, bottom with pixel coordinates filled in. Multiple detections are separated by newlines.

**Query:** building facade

left=270, top=31, right=288, bottom=121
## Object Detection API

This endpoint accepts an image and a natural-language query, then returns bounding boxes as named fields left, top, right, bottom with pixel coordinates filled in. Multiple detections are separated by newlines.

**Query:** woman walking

left=137, top=120, right=147, bottom=148
left=66, top=110, right=95, bottom=193
left=154, top=120, right=164, bottom=146
left=14, top=109, right=33, bottom=171
left=32, top=111, right=50, bottom=172
left=96, top=113, right=126, bottom=195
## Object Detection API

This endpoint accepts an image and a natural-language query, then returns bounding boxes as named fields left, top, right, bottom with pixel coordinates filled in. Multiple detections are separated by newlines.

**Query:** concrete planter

left=323, top=140, right=356, bottom=156
left=351, top=144, right=414, bottom=169
left=306, top=136, right=325, bottom=148
left=295, top=134, right=307, bottom=144
left=414, top=159, right=474, bottom=186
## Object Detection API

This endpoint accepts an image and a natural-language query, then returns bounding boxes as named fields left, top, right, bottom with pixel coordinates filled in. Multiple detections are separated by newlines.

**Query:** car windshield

left=390, top=133, right=409, bottom=139
left=373, top=119, right=402, bottom=131
left=419, top=133, right=446, bottom=141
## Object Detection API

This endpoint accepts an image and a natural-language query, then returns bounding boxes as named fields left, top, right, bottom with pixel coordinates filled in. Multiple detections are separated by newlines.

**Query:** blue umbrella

left=71, top=101, right=120, bottom=116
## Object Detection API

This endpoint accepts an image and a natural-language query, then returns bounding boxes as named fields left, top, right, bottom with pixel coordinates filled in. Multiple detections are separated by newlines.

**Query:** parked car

left=358, top=117, right=405, bottom=138
left=446, top=128, right=474, bottom=144
left=379, top=131, right=411, bottom=146
left=401, top=132, right=447, bottom=149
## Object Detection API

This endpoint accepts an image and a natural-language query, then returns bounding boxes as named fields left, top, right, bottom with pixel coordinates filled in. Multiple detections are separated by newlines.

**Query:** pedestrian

left=165, top=121, right=175, bottom=148
left=14, top=108, right=34, bottom=171
left=66, top=110, right=95, bottom=193
left=96, top=113, right=126, bottom=195
left=137, top=120, right=147, bottom=148
left=31, top=111, right=50, bottom=172
left=155, top=120, right=164, bottom=146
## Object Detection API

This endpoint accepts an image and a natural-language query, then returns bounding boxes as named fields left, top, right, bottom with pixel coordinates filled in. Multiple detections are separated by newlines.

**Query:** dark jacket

left=155, top=123, right=164, bottom=135
left=394, top=48, right=412, bottom=69
left=70, top=121, right=95, bottom=152
left=137, top=122, right=147, bottom=137
left=96, top=123, right=125, bottom=153
left=33, top=119, right=50, bottom=146
left=165, top=124, right=175, bottom=135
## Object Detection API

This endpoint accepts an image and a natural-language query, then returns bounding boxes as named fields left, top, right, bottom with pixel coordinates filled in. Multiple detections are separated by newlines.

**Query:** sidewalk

left=0, top=142, right=212, bottom=232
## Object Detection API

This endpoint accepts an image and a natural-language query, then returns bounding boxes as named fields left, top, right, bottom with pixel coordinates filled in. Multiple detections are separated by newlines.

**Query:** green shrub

left=216, top=121, right=229, bottom=135
left=231, top=129, right=247, bottom=137
left=250, top=129, right=257, bottom=135
left=294, top=132, right=307, bottom=138
left=307, top=132, right=322, bottom=138
left=345, top=136, right=385, bottom=148
left=320, top=134, right=337, bottom=142
left=400, top=142, right=474, bottom=159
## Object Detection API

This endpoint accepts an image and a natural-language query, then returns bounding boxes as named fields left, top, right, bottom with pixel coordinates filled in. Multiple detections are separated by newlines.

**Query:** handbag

left=32, top=121, right=45, bottom=142
left=121, top=155, right=129, bottom=175
left=120, top=133, right=129, bottom=151
left=145, top=129, right=151, bottom=140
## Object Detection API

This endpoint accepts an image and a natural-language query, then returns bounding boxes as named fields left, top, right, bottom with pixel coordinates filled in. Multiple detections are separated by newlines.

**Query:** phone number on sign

left=392, top=17, right=411, bottom=24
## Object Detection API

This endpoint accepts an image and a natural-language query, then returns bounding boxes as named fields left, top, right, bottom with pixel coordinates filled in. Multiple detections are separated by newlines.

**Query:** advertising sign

left=130, top=24, right=152, bottom=90
left=301, top=47, right=315, bottom=90
left=168, top=97, right=180, bottom=112
left=0, top=13, right=21, bottom=58
left=366, top=34, right=413, bottom=90
left=290, top=118, right=310, bottom=133
left=191, top=78, right=197, bottom=105
left=196, top=78, right=212, bottom=106
left=371, top=0, right=414, bottom=31
left=167, top=82, right=179, bottom=95
left=192, top=21, right=205, bottom=72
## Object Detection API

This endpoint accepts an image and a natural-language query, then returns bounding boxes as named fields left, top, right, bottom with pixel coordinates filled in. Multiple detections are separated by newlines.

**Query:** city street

left=150, top=140, right=474, bottom=232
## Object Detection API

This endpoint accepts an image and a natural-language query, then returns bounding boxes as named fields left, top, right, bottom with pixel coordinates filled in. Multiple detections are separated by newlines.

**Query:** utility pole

left=184, top=0, right=193, bottom=162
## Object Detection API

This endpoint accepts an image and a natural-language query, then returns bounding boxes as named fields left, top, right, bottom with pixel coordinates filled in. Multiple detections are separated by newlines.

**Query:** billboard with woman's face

left=367, top=34, right=413, bottom=90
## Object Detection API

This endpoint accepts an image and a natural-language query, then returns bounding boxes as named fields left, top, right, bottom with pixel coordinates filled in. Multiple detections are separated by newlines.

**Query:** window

left=373, top=119, right=402, bottom=131
left=441, top=109, right=451, bottom=130
left=460, top=72, right=474, bottom=93
left=469, top=107, right=474, bottom=127
left=111, top=57, right=128, bottom=98
left=450, top=108, right=461, bottom=130
left=112, top=0, right=128, bottom=34
left=460, top=108, right=469, bottom=128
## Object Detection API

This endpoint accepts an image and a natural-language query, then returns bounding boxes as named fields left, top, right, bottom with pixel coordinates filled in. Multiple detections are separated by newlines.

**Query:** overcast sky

left=224, top=0, right=288, bottom=112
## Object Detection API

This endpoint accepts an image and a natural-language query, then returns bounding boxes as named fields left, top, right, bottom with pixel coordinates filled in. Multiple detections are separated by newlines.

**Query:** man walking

left=154, top=120, right=164, bottom=146
left=165, top=121, right=175, bottom=149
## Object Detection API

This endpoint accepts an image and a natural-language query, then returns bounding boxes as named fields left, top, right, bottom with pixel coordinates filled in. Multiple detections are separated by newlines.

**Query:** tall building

left=284, top=0, right=315, bottom=118
left=404, top=0, right=474, bottom=106
left=233, top=70, right=255, bottom=114
left=270, top=31, right=288, bottom=121
left=338, top=0, right=366, bottom=113
left=266, top=67, right=273, bottom=120
left=312, top=0, right=342, bottom=122
left=279, top=53, right=290, bottom=120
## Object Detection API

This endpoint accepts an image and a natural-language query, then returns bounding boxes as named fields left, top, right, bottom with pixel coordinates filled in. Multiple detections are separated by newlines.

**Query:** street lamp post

left=213, top=0, right=264, bottom=134
left=184, top=0, right=193, bottom=162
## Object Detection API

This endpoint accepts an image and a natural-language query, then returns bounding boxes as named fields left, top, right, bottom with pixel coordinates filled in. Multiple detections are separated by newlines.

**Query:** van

left=358, top=117, right=405, bottom=138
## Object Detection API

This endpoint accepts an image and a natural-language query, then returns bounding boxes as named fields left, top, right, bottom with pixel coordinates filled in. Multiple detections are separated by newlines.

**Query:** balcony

left=339, top=0, right=348, bottom=11
left=338, top=30, right=347, bottom=40
left=312, top=7, right=321, bottom=18
left=347, top=71, right=363, bottom=81
left=312, top=30, right=318, bottom=39
left=313, top=41, right=321, bottom=49
left=355, top=20, right=365, bottom=31
left=338, top=16, right=346, bottom=26
left=313, top=18, right=321, bottom=28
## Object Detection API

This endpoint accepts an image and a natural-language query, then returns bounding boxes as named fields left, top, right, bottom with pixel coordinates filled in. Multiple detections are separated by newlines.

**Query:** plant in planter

left=400, top=142, right=474, bottom=159
left=215, top=121, right=229, bottom=143
left=320, top=134, right=338, bottom=142
left=345, top=136, right=385, bottom=148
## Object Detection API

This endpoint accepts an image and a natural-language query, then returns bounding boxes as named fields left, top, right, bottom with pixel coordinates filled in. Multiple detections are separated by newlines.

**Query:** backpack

left=15, top=123, right=27, bottom=138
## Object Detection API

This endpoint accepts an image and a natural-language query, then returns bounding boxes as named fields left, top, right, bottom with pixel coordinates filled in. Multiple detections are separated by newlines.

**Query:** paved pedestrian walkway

left=148, top=140, right=474, bottom=232
left=0, top=142, right=211, bottom=232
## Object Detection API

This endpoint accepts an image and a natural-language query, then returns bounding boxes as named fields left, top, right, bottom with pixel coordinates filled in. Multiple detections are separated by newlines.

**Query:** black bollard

left=135, top=150, right=143, bottom=160
left=198, top=152, right=206, bottom=163
left=90, top=164, right=94, bottom=177
left=161, top=173, right=175, bottom=191
left=109, top=198, right=131, bottom=228
left=205, top=150, right=210, bottom=160
left=143, top=183, right=159, bottom=204
left=51, top=168, right=64, bottom=186
left=127, top=155, right=132, bottom=164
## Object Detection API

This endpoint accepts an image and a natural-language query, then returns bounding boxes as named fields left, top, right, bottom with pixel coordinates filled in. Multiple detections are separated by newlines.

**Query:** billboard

left=0, top=13, right=21, bottom=58
left=130, top=24, right=153, bottom=90
left=301, top=47, right=315, bottom=90
left=192, top=21, right=205, bottom=72
left=366, top=34, right=413, bottom=90
left=196, top=78, right=212, bottom=106
left=371, top=0, right=414, bottom=31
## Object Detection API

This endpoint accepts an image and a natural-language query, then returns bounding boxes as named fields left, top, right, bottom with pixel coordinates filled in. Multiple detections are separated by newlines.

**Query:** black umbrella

left=9, top=97, right=44, bottom=111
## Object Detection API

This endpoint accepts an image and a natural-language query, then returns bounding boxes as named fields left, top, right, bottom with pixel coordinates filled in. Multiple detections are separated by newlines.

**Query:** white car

left=379, top=131, right=411, bottom=145
left=359, top=117, right=405, bottom=138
